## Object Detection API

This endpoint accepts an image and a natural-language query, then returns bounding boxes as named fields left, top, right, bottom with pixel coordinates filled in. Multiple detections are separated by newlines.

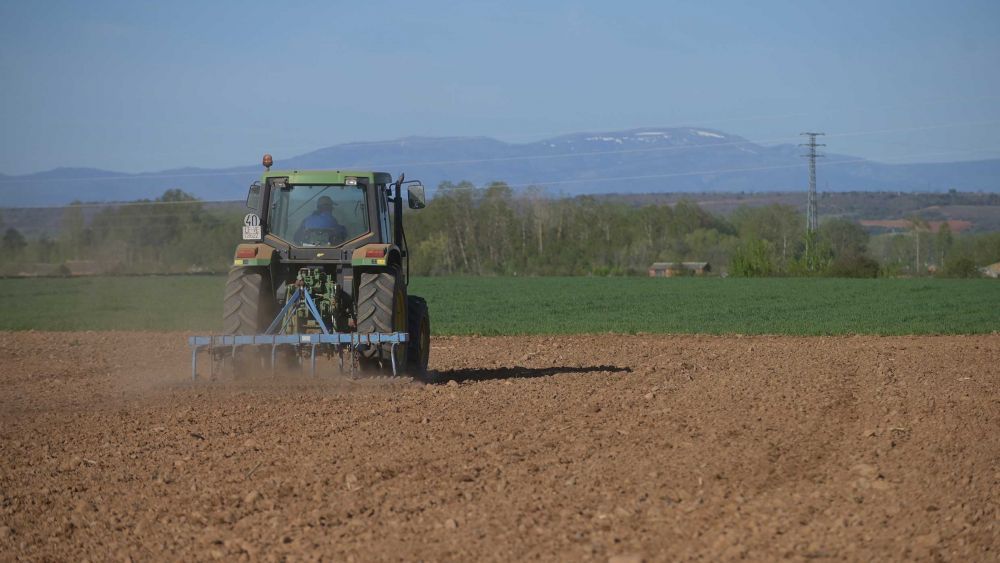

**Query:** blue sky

left=1, top=0, right=998, bottom=174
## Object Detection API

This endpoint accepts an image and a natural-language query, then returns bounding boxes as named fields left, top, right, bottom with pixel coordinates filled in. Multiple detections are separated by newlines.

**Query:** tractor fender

left=351, top=243, right=401, bottom=269
left=232, top=243, right=275, bottom=267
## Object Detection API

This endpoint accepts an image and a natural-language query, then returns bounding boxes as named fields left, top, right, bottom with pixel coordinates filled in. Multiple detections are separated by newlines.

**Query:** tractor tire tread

left=406, top=295, right=430, bottom=375
left=222, top=267, right=273, bottom=335
left=356, top=269, right=402, bottom=362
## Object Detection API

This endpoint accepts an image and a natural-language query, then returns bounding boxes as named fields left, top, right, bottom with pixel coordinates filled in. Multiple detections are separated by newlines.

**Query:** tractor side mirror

left=246, top=181, right=262, bottom=210
left=407, top=182, right=426, bottom=209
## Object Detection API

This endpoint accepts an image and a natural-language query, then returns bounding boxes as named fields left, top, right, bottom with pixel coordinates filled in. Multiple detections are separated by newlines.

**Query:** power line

left=357, top=119, right=1000, bottom=170
left=0, top=201, right=246, bottom=212
left=495, top=146, right=997, bottom=190
left=60, top=92, right=1000, bottom=157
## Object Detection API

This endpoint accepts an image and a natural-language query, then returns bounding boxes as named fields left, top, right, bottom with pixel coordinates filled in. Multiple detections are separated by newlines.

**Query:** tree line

left=1, top=183, right=998, bottom=278
left=0, top=190, right=236, bottom=276
left=405, top=182, right=998, bottom=277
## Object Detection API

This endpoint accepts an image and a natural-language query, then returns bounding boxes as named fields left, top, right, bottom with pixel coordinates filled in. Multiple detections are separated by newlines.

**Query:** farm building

left=648, top=262, right=711, bottom=277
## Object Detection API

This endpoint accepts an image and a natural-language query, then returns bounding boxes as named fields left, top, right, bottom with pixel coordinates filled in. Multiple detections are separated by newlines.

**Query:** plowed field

left=0, top=332, right=997, bottom=561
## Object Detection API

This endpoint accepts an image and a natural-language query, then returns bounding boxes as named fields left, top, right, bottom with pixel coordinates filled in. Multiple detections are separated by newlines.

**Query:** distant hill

left=2, top=127, right=999, bottom=206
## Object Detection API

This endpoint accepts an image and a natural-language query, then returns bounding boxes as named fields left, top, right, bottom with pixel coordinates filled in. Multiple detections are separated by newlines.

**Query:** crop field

left=0, top=275, right=997, bottom=334
left=1, top=275, right=998, bottom=560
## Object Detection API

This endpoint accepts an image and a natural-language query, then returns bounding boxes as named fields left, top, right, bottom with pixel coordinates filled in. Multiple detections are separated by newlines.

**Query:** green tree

left=2, top=227, right=27, bottom=257
left=61, top=202, right=86, bottom=259
left=908, top=215, right=931, bottom=275
left=729, top=239, right=774, bottom=277
left=684, top=228, right=739, bottom=271
left=827, top=254, right=880, bottom=278
left=942, top=256, right=979, bottom=278
left=730, top=204, right=802, bottom=271
left=35, top=235, right=58, bottom=263
left=818, top=217, right=869, bottom=259
left=792, top=230, right=833, bottom=275
left=936, top=221, right=953, bottom=265
left=869, top=232, right=912, bottom=275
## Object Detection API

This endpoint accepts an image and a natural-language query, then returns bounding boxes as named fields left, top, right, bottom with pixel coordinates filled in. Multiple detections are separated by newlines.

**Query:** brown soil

left=0, top=332, right=997, bottom=561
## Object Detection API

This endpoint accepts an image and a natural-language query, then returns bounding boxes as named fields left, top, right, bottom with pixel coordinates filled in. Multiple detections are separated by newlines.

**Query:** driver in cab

left=294, top=195, right=347, bottom=245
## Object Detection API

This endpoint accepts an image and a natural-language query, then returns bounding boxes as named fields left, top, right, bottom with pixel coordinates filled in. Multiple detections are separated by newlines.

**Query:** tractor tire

left=223, top=267, right=275, bottom=334
left=406, top=295, right=430, bottom=376
left=356, top=268, right=407, bottom=372
left=222, top=267, right=275, bottom=374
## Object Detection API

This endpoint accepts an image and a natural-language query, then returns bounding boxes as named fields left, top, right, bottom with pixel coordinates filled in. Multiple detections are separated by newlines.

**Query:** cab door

left=376, top=184, right=392, bottom=243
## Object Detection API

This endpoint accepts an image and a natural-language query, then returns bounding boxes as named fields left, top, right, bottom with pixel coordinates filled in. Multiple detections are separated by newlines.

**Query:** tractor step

left=188, top=332, right=408, bottom=380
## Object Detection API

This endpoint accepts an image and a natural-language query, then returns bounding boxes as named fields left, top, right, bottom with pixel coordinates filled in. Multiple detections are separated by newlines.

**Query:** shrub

left=730, top=239, right=774, bottom=277
left=827, top=254, right=880, bottom=278
left=942, top=256, right=980, bottom=278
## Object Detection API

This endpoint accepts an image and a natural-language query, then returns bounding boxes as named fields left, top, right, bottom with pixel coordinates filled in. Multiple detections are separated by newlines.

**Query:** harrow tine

left=188, top=332, right=408, bottom=380
left=191, top=348, right=198, bottom=381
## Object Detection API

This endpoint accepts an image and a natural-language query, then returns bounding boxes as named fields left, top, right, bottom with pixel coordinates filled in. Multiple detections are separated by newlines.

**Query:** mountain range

left=2, top=127, right=999, bottom=206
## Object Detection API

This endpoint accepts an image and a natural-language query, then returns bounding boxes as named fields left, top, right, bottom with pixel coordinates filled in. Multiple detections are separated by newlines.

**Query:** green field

left=0, top=275, right=997, bottom=335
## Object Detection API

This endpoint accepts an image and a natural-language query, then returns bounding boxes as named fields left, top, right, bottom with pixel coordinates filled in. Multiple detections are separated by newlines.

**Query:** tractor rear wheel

left=223, top=267, right=275, bottom=334
left=222, top=267, right=275, bottom=373
left=356, top=268, right=407, bottom=372
left=406, top=295, right=430, bottom=376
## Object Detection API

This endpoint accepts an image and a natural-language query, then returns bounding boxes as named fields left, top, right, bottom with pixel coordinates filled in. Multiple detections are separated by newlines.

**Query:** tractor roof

left=261, top=170, right=394, bottom=185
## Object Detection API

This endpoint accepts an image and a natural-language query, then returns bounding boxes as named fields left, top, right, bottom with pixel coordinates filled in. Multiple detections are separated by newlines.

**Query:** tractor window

left=268, top=184, right=369, bottom=246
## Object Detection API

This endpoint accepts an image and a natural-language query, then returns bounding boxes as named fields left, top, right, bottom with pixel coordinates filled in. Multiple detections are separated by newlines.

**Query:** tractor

left=188, top=154, right=430, bottom=378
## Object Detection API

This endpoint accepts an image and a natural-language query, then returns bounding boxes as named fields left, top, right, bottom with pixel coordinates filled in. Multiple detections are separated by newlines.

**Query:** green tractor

left=189, top=154, right=430, bottom=378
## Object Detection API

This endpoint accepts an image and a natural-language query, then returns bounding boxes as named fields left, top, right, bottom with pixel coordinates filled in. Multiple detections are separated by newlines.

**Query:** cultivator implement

left=188, top=285, right=408, bottom=380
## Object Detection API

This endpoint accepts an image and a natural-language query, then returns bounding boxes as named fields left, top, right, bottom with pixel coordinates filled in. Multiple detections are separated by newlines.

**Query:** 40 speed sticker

left=242, top=213, right=261, bottom=240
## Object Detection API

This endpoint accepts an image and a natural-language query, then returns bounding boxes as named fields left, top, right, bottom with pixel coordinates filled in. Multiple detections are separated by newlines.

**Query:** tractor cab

left=244, top=168, right=425, bottom=267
